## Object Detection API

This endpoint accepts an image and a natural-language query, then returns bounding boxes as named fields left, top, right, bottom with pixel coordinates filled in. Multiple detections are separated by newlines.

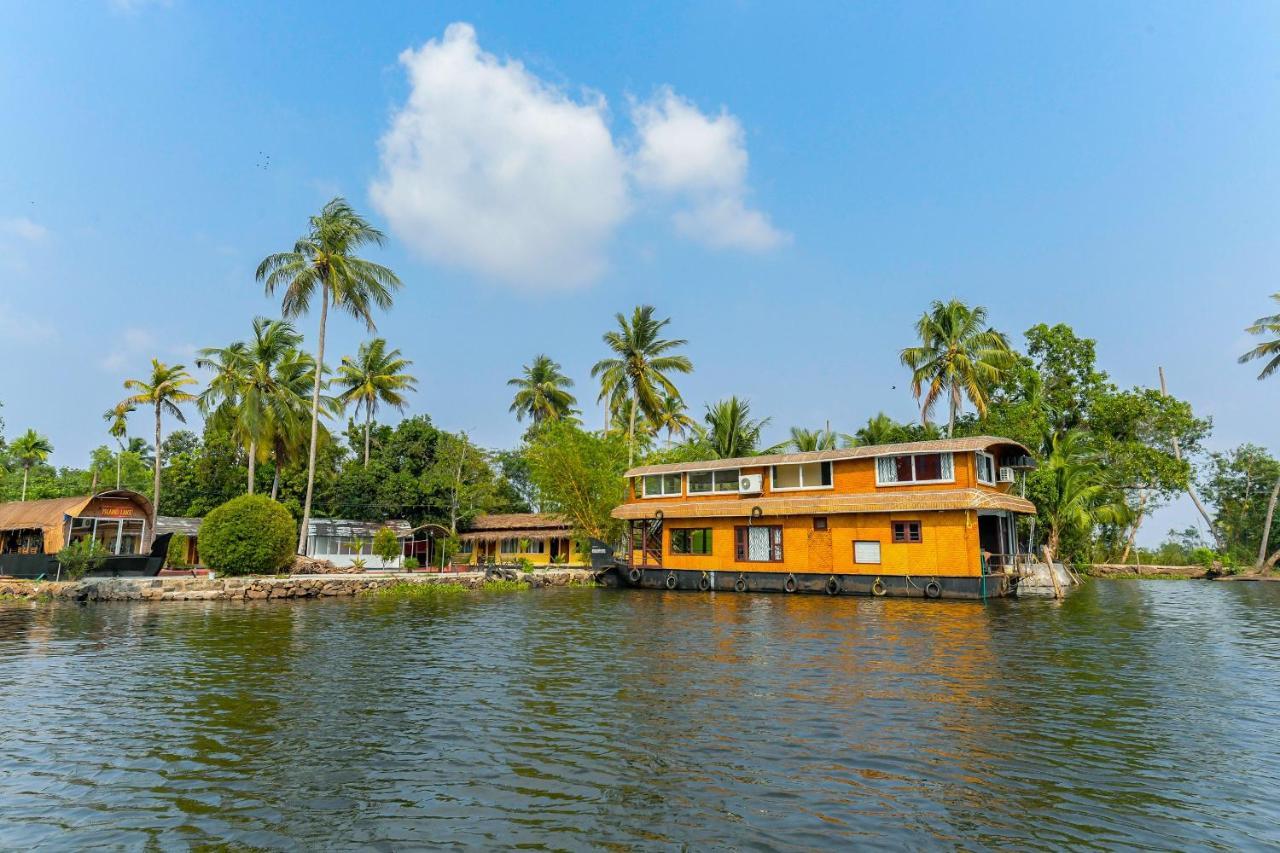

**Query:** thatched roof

left=0, top=490, right=154, bottom=533
left=611, top=488, right=1035, bottom=520
left=156, top=516, right=202, bottom=537
left=459, top=513, right=572, bottom=542
left=624, top=436, right=1034, bottom=478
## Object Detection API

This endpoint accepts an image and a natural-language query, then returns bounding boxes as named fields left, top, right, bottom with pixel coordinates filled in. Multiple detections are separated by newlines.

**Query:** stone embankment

left=0, top=569, right=597, bottom=603
left=1089, top=563, right=1210, bottom=579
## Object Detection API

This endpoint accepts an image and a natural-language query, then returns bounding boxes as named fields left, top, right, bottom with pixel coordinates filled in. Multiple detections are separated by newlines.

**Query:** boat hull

left=605, top=566, right=1013, bottom=599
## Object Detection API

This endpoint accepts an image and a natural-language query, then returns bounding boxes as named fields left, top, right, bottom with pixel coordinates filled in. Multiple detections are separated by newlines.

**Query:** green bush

left=199, top=495, right=296, bottom=576
left=372, top=527, right=401, bottom=567
left=57, top=537, right=109, bottom=580
left=403, top=556, right=420, bottom=570
left=166, top=533, right=190, bottom=568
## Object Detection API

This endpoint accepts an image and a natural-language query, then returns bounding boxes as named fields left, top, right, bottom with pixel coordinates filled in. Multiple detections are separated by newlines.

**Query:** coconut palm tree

left=508, top=354, right=577, bottom=427
left=788, top=426, right=853, bottom=452
left=652, top=394, right=697, bottom=447
left=1239, top=292, right=1280, bottom=380
left=120, top=360, right=196, bottom=531
left=591, top=305, right=693, bottom=466
left=103, top=402, right=134, bottom=490
left=257, top=197, right=402, bottom=554
left=1038, top=430, right=1127, bottom=562
left=702, top=397, right=783, bottom=459
left=337, top=338, right=417, bottom=467
left=11, top=429, right=53, bottom=501
left=268, top=348, right=332, bottom=500
left=899, top=299, right=1015, bottom=437
left=854, top=412, right=906, bottom=446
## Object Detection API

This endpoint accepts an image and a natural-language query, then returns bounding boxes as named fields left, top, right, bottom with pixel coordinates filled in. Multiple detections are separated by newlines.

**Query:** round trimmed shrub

left=199, top=494, right=296, bottom=576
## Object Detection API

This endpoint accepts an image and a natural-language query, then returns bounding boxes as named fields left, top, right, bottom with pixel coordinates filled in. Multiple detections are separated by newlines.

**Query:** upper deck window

left=642, top=473, right=682, bottom=498
left=875, top=452, right=954, bottom=486
left=688, top=469, right=741, bottom=494
left=975, top=451, right=996, bottom=485
left=771, top=461, right=833, bottom=491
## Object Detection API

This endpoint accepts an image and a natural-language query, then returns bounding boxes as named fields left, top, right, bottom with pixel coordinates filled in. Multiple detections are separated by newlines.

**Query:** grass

left=366, top=578, right=529, bottom=600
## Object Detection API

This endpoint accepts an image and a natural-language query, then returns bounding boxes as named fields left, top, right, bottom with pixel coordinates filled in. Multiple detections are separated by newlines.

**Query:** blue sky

left=2, top=1, right=1277, bottom=543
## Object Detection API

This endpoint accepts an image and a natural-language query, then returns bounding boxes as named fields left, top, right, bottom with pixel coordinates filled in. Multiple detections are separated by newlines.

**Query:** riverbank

left=0, top=569, right=597, bottom=603
left=1089, top=563, right=1210, bottom=580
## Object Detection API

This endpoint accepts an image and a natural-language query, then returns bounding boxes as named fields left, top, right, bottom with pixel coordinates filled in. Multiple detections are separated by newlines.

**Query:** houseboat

left=609, top=436, right=1036, bottom=599
left=0, top=489, right=170, bottom=579
left=455, top=514, right=586, bottom=567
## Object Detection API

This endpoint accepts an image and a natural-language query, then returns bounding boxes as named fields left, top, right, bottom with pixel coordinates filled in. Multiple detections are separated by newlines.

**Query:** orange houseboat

left=610, top=436, right=1036, bottom=599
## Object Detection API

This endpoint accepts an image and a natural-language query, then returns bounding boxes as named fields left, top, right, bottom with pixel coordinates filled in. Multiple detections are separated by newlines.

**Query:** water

left=1, top=582, right=1278, bottom=850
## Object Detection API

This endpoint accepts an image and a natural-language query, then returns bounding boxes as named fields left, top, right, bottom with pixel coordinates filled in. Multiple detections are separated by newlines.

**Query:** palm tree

left=268, top=348, right=332, bottom=499
left=103, top=402, right=134, bottom=490
left=337, top=338, right=417, bottom=466
left=1239, top=292, right=1280, bottom=380
left=899, top=299, right=1015, bottom=437
left=121, top=360, right=196, bottom=534
left=854, top=412, right=906, bottom=446
left=257, top=197, right=402, bottom=554
left=11, top=429, right=53, bottom=501
left=652, top=394, right=697, bottom=446
left=508, top=354, right=577, bottom=427
left=591, top=305, right=693, bottom=466
left=1039, top=430, right=1127, bottom=562
left=788, top=426, right=852, bottom=452
left=702, top=397, right=782, bottom=459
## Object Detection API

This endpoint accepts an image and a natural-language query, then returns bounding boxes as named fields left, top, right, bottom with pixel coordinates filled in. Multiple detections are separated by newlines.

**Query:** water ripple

left=1, top=581, right=1279, bottom=849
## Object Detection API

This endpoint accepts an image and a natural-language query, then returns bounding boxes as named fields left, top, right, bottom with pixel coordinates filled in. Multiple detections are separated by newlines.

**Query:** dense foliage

left=199, top=494, right=297, bottom=575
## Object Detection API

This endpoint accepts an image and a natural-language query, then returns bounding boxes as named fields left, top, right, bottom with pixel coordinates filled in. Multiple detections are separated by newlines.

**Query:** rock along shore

left=0, top=569, right=598, bottom=603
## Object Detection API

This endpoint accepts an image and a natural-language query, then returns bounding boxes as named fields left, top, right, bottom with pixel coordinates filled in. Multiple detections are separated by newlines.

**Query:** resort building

left=611, top=436, right=1036, bottom=599
left=0, top=489, right=165, bottom=578
left=455, top=514, right=585, bottom=566
left=156, top=516, right=203, bottom=565
left=305, top=518, right=450, bottom=569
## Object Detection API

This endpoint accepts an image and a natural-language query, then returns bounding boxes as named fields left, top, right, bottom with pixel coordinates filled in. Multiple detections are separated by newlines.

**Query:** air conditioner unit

left=739, top=474, right=763, bottom=494
left=998, top=467, right=1016, bottom=483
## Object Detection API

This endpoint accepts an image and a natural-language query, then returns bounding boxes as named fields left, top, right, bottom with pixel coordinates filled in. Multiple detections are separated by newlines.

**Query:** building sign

left=98, top=505, right=139, bottom=518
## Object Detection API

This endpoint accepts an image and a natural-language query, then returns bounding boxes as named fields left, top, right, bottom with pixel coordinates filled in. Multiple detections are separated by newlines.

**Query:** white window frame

left=874, top=452, right=956, bottom=487
left=975, top=451, right=996, bottom=486
left=688, top=468, right=741, bottom=494
left=853, top=540, right=882, bottom=564
left=641, top=473, right=683, bottom=499
left=769, top=461, right=834, bottom=492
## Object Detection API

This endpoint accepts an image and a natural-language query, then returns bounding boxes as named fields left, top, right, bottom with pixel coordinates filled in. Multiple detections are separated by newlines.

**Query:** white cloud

left=101, top=327, right=159, bottom=372
left=1, top=217, right=49, bottom=242
left=632, top=89, right=787, bottom=252
left=371, top=23, right=629, bottom=290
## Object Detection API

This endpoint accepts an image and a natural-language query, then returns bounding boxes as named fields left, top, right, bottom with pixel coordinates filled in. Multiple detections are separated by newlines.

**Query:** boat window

left=770, top=461, right=833, bottom=491
left=688, top=469, right=740, bottom=494
left=643, top=473, right=682, bottom=497
left=892, top=521, right=922, bottom=543
left=813, top=517, right=828, bottom=531
left=734, top=526, right=783, bottom=562
left=976, top=451, right=996, bottom=485
left=670, top=528, right=712, bottom=555
left=853, top=540, right=881, bottom=564
left=876, top=452, right=954, bottom=485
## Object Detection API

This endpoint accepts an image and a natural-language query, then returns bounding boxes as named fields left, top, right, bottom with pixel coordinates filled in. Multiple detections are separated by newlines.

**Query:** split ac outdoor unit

left=739, top=474, right=763, bottom=494
left=998, top=467, right=1016, bottom=483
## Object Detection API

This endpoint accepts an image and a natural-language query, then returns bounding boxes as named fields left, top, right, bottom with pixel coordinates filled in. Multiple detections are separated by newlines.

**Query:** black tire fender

left=665, top=573, right=678, bottom=590
left=925, top=580, right=942, bottom=599
left=698, top=573, right=711, bottom=592
left=871, top=577, right=887, bottom=597
left=784, top=574, right=797, bottom=593
left=734, top=575, right=747, bottom=593
left=825, top=576, right=841, bottom=595
left=627, top=567, right=642, bottom=584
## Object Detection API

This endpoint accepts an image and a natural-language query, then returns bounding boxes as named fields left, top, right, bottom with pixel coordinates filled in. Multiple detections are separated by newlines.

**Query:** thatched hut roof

left=611, top=488, right=1035, bottom=520
left=624, top=436, right=1034, bottom=478
left=0, top=490, right=153, bottom=533
left=458, top=513, right=572, bottom=542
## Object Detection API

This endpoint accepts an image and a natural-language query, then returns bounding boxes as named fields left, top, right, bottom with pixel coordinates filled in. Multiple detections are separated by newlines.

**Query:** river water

left=1, top=581, right=1278, bottom=850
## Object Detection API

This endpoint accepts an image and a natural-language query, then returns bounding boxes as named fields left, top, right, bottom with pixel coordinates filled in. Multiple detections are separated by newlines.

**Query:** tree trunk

left=947, top=385, right=959, bottom=438
left=115, top=446, right=123, bottom=490
left=20, top=466, right=28, bottom=502
left=271, top=452, right=281, bottom=501
left=627, top=393, right=638, bottom=467
left=247, top=439, right=256, bottom=495
left=152, top=401, right=162, bottom=542
left=1119, top=491, right=1148, bottom=564
left=296, top=284, right=329, bottom=555
left=1256, top=475, right=1280, bottom=571
left=1159, top=367, right=1222, bottom=550
left=90, top=465, right=98, bottom=494
left=364, top=405, right=371, bottom=468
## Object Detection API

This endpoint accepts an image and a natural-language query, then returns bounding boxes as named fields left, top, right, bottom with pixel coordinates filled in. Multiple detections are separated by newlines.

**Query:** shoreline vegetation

left=0, top=197, right=1276, bottom=581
